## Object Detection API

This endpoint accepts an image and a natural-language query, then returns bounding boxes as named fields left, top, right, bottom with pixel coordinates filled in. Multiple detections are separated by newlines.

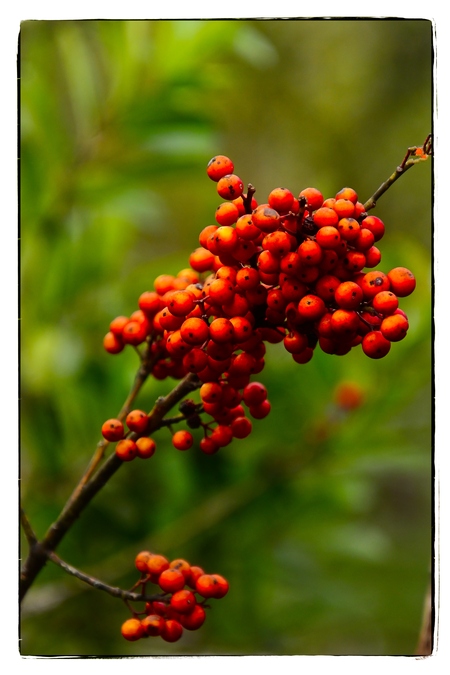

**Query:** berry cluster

left=101, top=412, right=157, bottom=461
left=120, top=551, right=229, bottom=643
left=101, top=154, right=415, bottom=456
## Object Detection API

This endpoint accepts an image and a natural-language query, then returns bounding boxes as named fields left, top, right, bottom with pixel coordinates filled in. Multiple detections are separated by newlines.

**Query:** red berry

left=215, top=202, right=240, bottom=226
left=387, top=267, right=416, bottom=297
left=158, top=568, right=186, bottom=593
left=380, top=313, right=409, bottom=341
left=147, top=554, right=170, bottom=575
left=161, top=619, right=183, bottom=643
left=335, top=187, right=358, bottom=204
left=141, top=614, right=165, bottom=637
left=135, top=550, right=152, bottom=573
left=121, top=618, right=144, bottom=642
left=101, top=419, right=124, bottom=442
left=172, top=430, right=194, bottom=451
left=180, top=604, right=206, bottom=630
left=362, top=330, right=391, bottom=359
left=268, top=187, right=295, bottom=213
left=103, top=331, right=124, bottom=354
left=243, top=381, right=267, bottom=407
left=217, top=174, right=244, bottom=200
left=299, top=187, right=324, bottom=211
left=297, top=294, right=326, bottom=321
left=313, top=207, right=339, bottom=228
left=136, top=437, right=156, bottom=459
left=115, top=439, right=138, bottom=462
left=170, top=590, right=197, bottom=614
left=207, top=155, right=234, bottom=182
left=126, top=409, right=149, bottom=434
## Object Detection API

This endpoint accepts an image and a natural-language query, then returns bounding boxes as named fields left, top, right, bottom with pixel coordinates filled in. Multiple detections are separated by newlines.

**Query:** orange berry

left=101, top=419, right=124, bottom=442
left=121, top=618, right=144, bottom=641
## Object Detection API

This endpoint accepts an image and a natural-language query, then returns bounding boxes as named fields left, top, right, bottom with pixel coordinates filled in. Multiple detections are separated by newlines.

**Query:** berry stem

left=20, top=371, right=202, bottom=602
left=363, top=135, right=431, bottom=212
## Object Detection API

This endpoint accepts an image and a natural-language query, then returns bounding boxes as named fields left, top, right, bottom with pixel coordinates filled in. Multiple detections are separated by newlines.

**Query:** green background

left=20, top=19, right=433, bottom=656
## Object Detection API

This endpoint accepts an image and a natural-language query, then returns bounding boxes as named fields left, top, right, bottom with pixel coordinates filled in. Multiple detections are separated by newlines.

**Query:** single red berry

left=359, top=271, right=390, bottom=299
left=380, top=313, right=409, bottom=341
left=315, top=226, right=341, bottom=249
left=387, top=267, right=416, bottom=297
left=115, top=439, right=138, bottom=462
left=199, top=436, right=220, bottom=455
left=372, top=291, right=399, bottom=315
left=215, top=202, right=240, bottom=226
left=147, top=554, right=170, bottom=576
left=103, top=331, right=124, bottom=354
left=337, top=217, right=361, bottom=241
left=172, top=430, right=194, bottom=451
left=180, top=604, right=206, bottom=631
left=268, top=187, right=295, bottom=213
left=297, top=294, right=326, bottom=321
left=230, top=416, right=252, bottom=439
left=242, top=381, right=267, bottom=407
left=210, top=574, right=229, bottom=598
left=251, top=204, right=280, bottom=233
left=101, top=419, right=124, bottom=442
left=141, top=614, right=166, bottom=637
left=135, top=550, right=153, bottom=573
left=189, top=247, right=216, bottom=273
left=180, top=317, right=210, bottom=345
left=122, top=319, right=148, bottom=346
left=248, top=399, right=271, bottom=419
left=161, top=618, right=183, bottom=642
left=170, top=589, right=197, bottom=615
left=362, top=330, right=391, bottom=359
left=334, top=281, right=364, bottom=310
left=299, top=187, right=324, bottom=211
left=313, top=207, right=339, bottom=228
left=330, top=309, right=360, bottom=336
left=138, top=291, right=162, bottom=316
left=207, top=155, right=234, bottom=182
left=335, top=187, right=358, bottom=204
left=217, top=173, right=244, bottom=200
left=333, top=198, right=355, bottom=219
left=210, top=424, right=233, bottom=448
left=158, top=568, right=186, bottom=593
left=121, top=618, right=145, bottom=642
left=126, top=409, right=149, bottom=434
left=209, top=317, right=235, bottom=343
left=135, top=437, right=156, bottom=459
left=298, top=240, right=323, bottom=266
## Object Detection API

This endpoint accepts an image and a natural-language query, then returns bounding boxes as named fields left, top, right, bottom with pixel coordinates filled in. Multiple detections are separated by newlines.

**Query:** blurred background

left=20, top=19, right=432, bottom=656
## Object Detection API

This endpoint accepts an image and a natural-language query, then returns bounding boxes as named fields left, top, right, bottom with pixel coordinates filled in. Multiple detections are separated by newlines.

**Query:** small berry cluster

left=101, top=154, right=416, bottom=456
left=120, top=551, right=229, bottom=643
left=101, top=411, right=156, bottom=461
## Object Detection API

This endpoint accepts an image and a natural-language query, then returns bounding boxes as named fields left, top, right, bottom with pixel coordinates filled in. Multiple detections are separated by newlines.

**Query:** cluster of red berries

left=101, top=154, right=415, bottom=456
left=120, top=551, right=229, bottom=643
left=101, top=411, right=156, bottom=461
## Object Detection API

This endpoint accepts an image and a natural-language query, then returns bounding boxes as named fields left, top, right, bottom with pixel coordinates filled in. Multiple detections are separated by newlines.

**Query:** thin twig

left=20, top=508, right=37, bottom=547
left=363, top=135, right=432, bottom=212
left=48, top=552, right=166, bottom=603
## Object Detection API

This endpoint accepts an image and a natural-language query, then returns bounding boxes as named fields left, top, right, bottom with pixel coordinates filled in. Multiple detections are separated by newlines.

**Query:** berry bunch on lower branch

left=121, top=552, right=228, bottom=643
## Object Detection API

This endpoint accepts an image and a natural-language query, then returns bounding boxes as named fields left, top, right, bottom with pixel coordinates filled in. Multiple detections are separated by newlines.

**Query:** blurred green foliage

left=20, top=19, right=432, bottom=656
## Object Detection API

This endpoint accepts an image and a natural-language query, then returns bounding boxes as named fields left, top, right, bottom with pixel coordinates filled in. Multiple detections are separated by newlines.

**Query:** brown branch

left=73, top=339, right=162, bottom=493
left=20, top=371, right=201, bottom=602
left=47, top=551, right=167, bottom=603
left=363, top=135, right=432, bottom=212
left=20, top=508, right=37, bottom=547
